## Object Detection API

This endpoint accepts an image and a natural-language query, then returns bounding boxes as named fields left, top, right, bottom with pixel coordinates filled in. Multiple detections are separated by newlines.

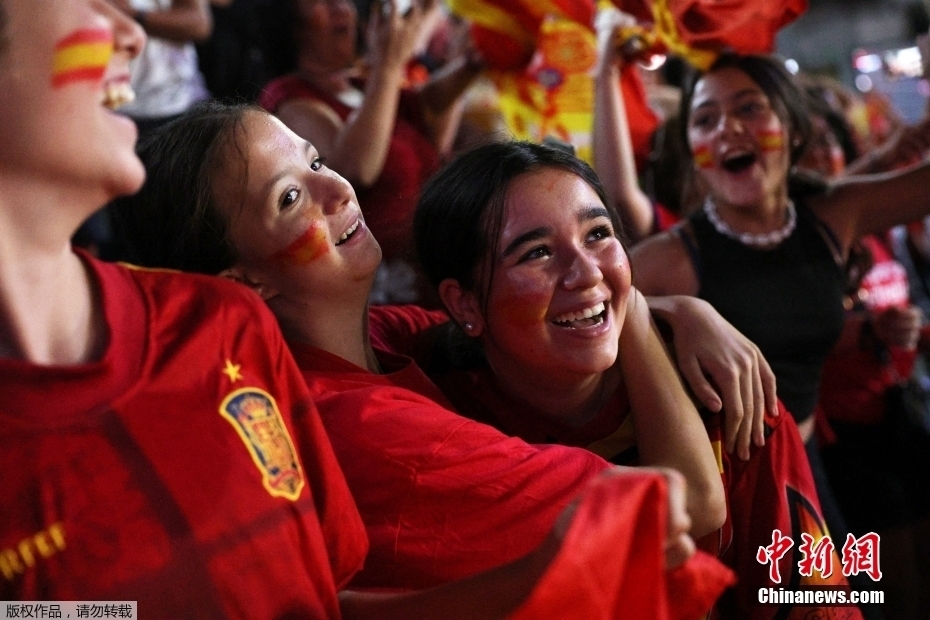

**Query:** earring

left=463, top=322, right=474, bottom=333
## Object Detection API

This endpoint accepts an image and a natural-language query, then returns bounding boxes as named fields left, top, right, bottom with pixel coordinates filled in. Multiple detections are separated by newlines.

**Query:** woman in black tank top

left=631, top=53, right=930, bottom=441
left=629, top=54, right=930, bottom=618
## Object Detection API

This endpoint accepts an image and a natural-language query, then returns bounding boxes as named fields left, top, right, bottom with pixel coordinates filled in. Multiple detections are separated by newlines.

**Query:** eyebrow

left=499, top=205, right=612, bottom=259
left=259, top=140, right=315, bottom=199
left=692, top=87, right=761, bottom=112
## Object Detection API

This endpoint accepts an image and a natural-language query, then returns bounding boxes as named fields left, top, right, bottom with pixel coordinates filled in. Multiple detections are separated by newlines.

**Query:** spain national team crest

left=219, top=388, right=305, bottom=501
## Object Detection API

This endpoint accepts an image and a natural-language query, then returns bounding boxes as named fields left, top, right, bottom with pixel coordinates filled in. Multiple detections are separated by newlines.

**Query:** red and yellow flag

left=52, top=28, right=113, bottom=88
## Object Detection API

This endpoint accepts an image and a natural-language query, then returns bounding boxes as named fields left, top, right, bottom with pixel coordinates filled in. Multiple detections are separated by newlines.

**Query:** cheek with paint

left=493, top=288, right=550, bottom=332
left=692, top=142, right=714, bottom=170
left=52, top=28, right=113, bottom=88
left=271, top=222, right=330, bottom=266
left=756, top=129, right=785, bottom=153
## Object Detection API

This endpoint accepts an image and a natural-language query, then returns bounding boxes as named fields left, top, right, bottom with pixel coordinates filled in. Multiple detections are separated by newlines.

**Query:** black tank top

left=679, top=202, right=846, bottom=422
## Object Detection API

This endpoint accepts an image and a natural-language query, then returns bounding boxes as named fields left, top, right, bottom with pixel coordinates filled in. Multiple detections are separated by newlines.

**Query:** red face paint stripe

left=271, top=226, right=329, bottom=265
left=51, top=66, right=108, bottom=88
left=693, top=145, right=714, bottom=168
left=55, top=28, right=113, bottom=50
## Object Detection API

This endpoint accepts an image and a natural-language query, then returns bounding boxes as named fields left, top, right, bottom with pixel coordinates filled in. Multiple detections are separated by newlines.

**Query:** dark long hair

left=109, top=101, right=259, bottom=274
left=414, top=140, right=623, bottom=305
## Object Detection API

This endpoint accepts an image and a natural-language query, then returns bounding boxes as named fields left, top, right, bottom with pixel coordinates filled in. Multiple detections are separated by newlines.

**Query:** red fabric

left=654, top=201, right=682, bottom=233
left=508, top=473, right=735, bottom=620
left=819, top=235, right=917, bottom=425
left=0, top=254, right=367, bottom=618
left=290, top=343, right=610, bottom=590
left=259, top=75, right=440, bottom=261
left=367, top=304, right=450, bottom=360
left=620, top=64, right=660, bottom=172
left=717, top=404, right=863, bottom=619
left=368, top=304, right=861, bottom=618
left=666, top=0, right=807, bottom=57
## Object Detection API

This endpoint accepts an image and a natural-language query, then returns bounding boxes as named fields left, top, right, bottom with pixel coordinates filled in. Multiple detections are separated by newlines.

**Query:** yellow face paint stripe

left=52, top=29, right=113, bottom=88
left=758, top=131, right=785, bottom=151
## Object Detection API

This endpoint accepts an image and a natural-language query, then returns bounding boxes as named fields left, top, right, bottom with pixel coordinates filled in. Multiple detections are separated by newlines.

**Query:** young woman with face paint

left=628, top=54, right=930, bottom=617
left=0, top=1, right=371, bottom=616
left=631, top=54, right=930, bottom=442
left=412, top=139, right=865, bottom=620
left=110, top=103, right=739, bottom=617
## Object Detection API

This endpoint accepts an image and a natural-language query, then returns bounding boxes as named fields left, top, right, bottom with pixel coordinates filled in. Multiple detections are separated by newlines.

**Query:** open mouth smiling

left=721, top=151, right=757, bottom=173
left=551, top=301, right=607, bottom=329
left=101, top=79, right=135, bottom=110
left=335, top=218, right=360, bottom=246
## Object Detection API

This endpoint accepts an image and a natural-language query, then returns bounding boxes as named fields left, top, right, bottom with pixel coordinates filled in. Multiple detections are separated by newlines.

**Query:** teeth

left=102, top=82, right=135, bottom=110
left=337, top=219, right=360, bottom=244
left=552, top=302, right=606, bottom=324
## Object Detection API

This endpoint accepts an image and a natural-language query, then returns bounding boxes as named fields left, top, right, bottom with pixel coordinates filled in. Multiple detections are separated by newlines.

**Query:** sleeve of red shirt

left=367, top=304, right=451, bottom=358
left=312, top=383, right=610, bottom=590
left=508, top=472, right=734, bottom=620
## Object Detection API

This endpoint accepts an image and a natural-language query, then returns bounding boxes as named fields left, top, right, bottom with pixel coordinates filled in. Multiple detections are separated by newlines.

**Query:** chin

left=106, top=159, right=147, bottom=199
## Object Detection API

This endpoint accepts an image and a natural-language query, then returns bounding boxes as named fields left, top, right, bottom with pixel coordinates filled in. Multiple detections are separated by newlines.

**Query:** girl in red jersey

left=0, top=2, right=373, bottom=617
left=412, top=139, right=864, bottom=620
left=109, top=102, right=741, bottom=617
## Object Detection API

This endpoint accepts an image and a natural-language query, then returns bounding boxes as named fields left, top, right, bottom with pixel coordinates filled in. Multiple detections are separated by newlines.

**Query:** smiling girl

left=109, top=102, right=736, bottom=616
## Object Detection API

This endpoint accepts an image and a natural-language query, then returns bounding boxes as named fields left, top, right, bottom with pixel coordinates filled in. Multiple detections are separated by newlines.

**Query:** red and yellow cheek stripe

left=52, top=28, right=113, bottom=88
left=757, top=129, right=785, bottom=152
left=271, top=223, right=329, bottom=266
left=692, top=144, right=714, bottom=169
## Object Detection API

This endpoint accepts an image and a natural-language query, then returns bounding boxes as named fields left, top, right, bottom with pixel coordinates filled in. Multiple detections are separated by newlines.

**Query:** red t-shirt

left=260, top=75, right=440, bottom=262
left=369, top=304, right=863, bottom=620
left=0, top=255, right=367, bottom=619
left=819, top=234, right=917, bottom=425
left=287, top=342, right=610, bottom=590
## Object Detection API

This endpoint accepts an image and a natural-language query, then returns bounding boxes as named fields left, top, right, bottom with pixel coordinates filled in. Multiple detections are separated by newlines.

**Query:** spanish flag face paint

left=52, top=28, right=113, bottom=89
left=271, top=222, right=330, bottom=266
left=756, top=129, right=785, bottom=153
left=692, top=144, right=714, bottom=169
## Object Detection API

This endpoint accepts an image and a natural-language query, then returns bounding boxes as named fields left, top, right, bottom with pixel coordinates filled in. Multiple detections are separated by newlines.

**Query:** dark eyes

left=515, top=225, right=613, bottom=263
left=281, top=188, right=300, bottom=209
left=279, top=158, right=326, bottom=210
left=519, top=246, right=551, bottom=263
left=691, top=113, right=717, bottom=129
left=587, top=225, right=613, bottom=242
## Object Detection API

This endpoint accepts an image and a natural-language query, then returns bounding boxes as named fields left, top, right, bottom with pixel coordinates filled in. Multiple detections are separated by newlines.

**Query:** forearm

left=620, top=291, right=725, bottom=537
left=593, top=62, right=654, bottom=242
left=419, top=55, right=483, bottom=118
left=136, top=0, right=212, bottom=42
left=339, top=531, right=559, bottom=620
left=330, top=64, right=406, bottom=187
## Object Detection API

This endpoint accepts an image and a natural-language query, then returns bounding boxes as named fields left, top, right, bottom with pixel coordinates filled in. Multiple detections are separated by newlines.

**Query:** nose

left=717, top=112, right=745, bottom=137
left=110, top=5, right=146, bottom=60
left=562, top=247, right=602, bottom=291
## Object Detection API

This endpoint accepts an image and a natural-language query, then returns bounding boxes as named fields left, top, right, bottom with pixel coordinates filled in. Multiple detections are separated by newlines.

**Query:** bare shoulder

left=628, top=225, right=699, bottom=296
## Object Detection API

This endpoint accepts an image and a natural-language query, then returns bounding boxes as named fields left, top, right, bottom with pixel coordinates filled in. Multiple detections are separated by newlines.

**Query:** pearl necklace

left=703, top=196, right=797, bottom=248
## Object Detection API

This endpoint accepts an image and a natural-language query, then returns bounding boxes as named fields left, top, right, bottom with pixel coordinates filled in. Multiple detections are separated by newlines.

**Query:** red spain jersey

left=369, top=304, right=863, bottom=620
left=0, top=255, right=367, bottom=619
left=289, top=343, right=611, bottom=590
